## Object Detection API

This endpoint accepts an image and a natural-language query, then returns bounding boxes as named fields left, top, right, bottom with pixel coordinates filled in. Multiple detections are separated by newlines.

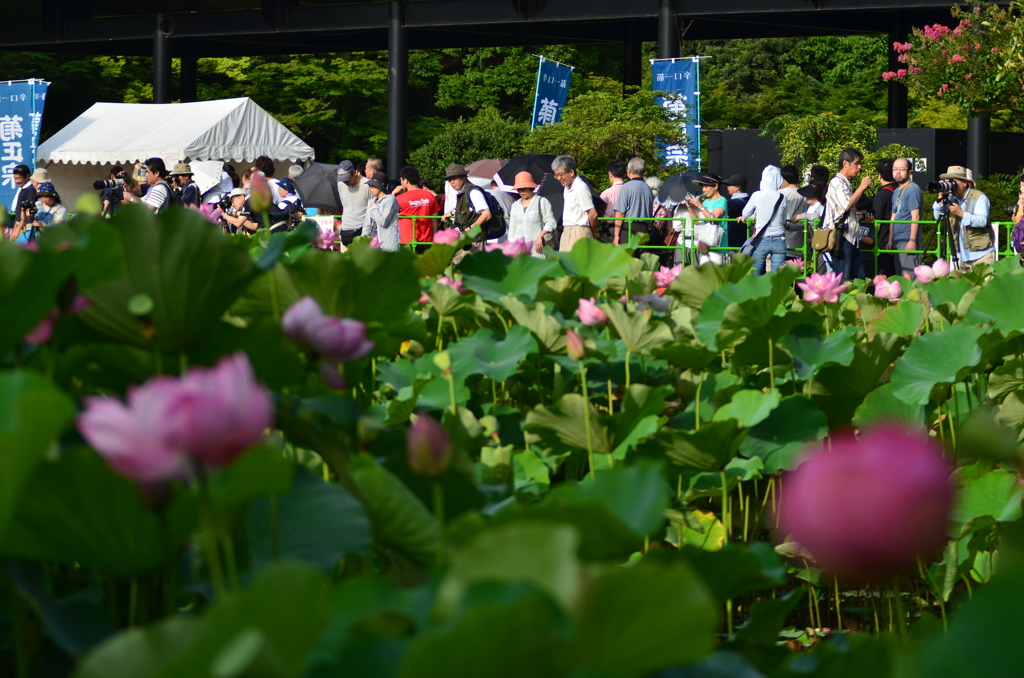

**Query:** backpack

left=1011, top=217, right=1024, bottom=257
left=463, top=185, right=506, bottom=240
left=156, top=180, right=182, bottom=210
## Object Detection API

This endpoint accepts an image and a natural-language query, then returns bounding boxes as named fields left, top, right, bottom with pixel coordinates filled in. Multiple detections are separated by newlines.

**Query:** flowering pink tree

left=884, top=3, right=1024, bottom=129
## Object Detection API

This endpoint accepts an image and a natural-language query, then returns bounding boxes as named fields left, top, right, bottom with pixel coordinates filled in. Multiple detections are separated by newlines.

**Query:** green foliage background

left=0, top=33, right=977, bottom=186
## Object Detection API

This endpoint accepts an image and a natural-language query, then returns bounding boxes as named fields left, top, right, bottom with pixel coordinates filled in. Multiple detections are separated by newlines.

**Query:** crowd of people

left=4, top=149, right=1004, bottom=278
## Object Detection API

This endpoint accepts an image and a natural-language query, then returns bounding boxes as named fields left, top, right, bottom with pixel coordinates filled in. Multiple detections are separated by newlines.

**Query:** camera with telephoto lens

left=93, top=177, right=125, bottom=190
left=926, top=179, right=958, bottom=194
left=20, top=198, right=37, bottom=221
left=1004, top=205, right=1018, bottom=217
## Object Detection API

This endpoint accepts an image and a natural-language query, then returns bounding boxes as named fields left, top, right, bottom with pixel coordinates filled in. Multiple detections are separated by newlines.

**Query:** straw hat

left=512, top=171, right=537, bottom=190
left=30, top=168, right=50, bottom=183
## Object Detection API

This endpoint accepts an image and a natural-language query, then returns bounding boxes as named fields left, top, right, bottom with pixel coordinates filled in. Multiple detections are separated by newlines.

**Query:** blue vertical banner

left=0, top=79, right=49, bottom=211
left=650, top=58, right=700, bottom=170
left=531, top=57, right=573, bottom=130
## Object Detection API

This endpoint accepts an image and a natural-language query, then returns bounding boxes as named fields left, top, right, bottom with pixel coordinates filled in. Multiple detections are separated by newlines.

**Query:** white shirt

left=143, top=181, right=171, bottom=211
left=562, top=176, right=594, bottom=228
left=339, top=181, right=373, bottom=232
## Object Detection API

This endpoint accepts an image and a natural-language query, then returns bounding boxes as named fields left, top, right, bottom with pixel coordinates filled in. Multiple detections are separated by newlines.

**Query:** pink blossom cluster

left=951, top=54, right=965, bottom=63
left=893, top=41, right=913, bottom=53
left=77, top=353, right=273, bottom=483
left=872, top=275, right=903, bottom=301
left=923, top=23, right=952, bottom=40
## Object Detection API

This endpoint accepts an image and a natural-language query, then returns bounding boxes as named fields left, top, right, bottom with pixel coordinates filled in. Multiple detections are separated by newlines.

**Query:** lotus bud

left=932, top=258, right=951, bottom=278
left=566, top=328, right=586, bottom=362
left=576, top=297, right=609, bottom=326
left=914, top=265, right=936, bottom=284
left=406, top=414, right=453, bottom=478
left=777, top=424, right=953, bottom=579
left=249, top=172, right=272, bottom=213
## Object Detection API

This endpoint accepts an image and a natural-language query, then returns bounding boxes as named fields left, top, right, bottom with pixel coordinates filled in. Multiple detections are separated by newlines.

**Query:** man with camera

left=824, top=147, right=873, bottom=280
left=221, top=188, right=256, bottom=234
left=930, top=165, right=994, bottom=271
left=9, top=165, right=34, bottom=236
left=121, top=158, right=173, bottom=213
left=169, top=163, right=200, bottom=207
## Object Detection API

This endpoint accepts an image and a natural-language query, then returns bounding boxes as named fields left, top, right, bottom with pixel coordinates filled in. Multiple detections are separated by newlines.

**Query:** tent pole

left=387, top=0, right=408, bottom=175
left=153, top=13, right=172, bottom=103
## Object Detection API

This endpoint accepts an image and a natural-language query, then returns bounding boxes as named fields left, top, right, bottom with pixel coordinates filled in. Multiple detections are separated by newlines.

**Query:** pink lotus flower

left=873, top=277, right=903, bottom=301
left=786, top=258, right=804, bottom=270
left=500, top=239, right=532, bottom=257
left=189, top=203, right=223, bottom=225
left=281, top=296, right=374, bottom=390
left=249, top=172, right=272, bottom=213
left=406, top=414, right=452, bottom=478
left=437, top=276, right=464, bottom=294
left=433, top=229, right=462, bottom=245
left=654, top=264, right=682, bottom=288
left=370, top=236, right=382, bottom=249
left=797, top=272, right=848, bottom=303
left=932, top=258, right=951, bottom=278
left=778, top=424, right=953, bottom=579
left=77, top=353, right=272, bottom=482
left=576, top=297, right=609, bottom=326
left=24, top=295, right=93, bottom=345
left=914, top=259, right=950, bottom=284
left=418, top=292, right=430, bottom=304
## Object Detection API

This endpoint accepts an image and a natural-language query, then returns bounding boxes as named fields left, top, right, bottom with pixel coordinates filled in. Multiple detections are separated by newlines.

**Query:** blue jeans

left=753, top=235, right=787, bottom=275
left=838, top=238, right=865, bottom=281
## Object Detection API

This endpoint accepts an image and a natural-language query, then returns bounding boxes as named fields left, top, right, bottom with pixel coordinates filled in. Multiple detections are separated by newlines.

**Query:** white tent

left=37, top=97, right=315, bottom=208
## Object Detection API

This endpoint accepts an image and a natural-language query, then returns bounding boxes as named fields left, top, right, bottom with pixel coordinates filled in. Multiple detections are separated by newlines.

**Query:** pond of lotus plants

left=2, top=205, right=1024, bottom=677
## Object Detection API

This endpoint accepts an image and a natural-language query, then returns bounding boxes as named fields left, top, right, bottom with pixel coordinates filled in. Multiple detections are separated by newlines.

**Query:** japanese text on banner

left=1, top=80, right=49, bottom=212
left=651, top=59, right=700, bottom=170
left=531, top=58, right=573, bottom=130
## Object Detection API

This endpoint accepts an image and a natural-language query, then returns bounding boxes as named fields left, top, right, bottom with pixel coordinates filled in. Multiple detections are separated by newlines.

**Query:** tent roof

left=37, top=97, right=314, bottom=165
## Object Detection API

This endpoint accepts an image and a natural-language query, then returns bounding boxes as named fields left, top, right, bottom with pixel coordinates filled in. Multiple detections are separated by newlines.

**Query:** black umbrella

left=294, top=162, right=342, bottom=212
left=497, top=153, right=557, bottom=186
left=658, top=170, right=704, bottom=205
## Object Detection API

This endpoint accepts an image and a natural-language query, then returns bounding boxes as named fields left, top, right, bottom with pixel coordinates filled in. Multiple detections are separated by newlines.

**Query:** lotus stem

left=768, top=335, right=775, bottom=391
left=834, top=575, right=843, bottom=631
left=581, top=363, right=596, bottom=482
left=695, top=374, right=703, bottom=430
left=624, top=350, right=631, bottom=390
left=197, top=476, right=228, bottom=599
left=720, top=470, right=730, bottom=544
left=433, top=481, right=446, bottom=564
left=269, top=266, right=281, bottom=322
left=891, top=577, right=907, bottom=641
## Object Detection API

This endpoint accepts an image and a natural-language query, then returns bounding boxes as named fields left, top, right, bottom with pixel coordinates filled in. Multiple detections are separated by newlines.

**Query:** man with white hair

left=612, top=157, right=654, bottom=245
left=553, top=155, right=597, bottom=252
left=288, top=164, right=304, bottom=180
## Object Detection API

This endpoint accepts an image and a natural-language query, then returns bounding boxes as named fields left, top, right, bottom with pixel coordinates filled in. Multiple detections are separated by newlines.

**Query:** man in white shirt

left=337, top=159, right=373, bottom=246
left=553, top=155, right=597, bottom=252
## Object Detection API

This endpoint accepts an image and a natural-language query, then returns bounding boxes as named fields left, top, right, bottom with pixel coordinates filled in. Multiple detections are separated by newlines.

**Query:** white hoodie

left=740, top=166, right=786, bottom=237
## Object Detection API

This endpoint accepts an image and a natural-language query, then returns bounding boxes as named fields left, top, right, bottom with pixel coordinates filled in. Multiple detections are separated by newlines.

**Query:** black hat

left=694, top=173, right=722, bottom=186
left=797, top=184, right=822, bottom=200
left=722, top=174, right=747, bottom=190
left=367, top=171, right=389, bottom=192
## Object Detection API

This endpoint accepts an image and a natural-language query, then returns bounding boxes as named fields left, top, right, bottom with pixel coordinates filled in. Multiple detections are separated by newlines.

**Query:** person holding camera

left=221, top=188, right=257, bottom=235
left=824, top=147, right=873, bottom=280
left=12, top=182, right=66, bottom=245
left=121, top=158, right=173, bottom=213
left=931, top=165, right=995, bottom=271
left=169, top=163, right=200, bottom=207
left=9, top=165, right=34, bottom=237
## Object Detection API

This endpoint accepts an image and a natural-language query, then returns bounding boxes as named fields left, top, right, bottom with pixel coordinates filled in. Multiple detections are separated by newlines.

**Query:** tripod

left=922, top=199, right=961, bottom=270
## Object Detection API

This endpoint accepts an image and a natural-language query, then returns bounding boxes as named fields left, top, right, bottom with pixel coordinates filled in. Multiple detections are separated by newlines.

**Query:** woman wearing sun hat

left=676, top=173, right=727, bottom=265
left=507, top=171, right=557, bottom=257
left=11, top=182, right=66, bottom=245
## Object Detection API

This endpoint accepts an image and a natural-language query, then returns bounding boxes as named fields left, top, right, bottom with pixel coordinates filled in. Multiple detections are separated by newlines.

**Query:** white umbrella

left=191, top=161, right=225, bottom=195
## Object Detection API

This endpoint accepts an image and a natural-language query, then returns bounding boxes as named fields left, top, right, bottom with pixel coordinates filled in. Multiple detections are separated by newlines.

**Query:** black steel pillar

left=153, top=13, right=172, bottom=103
left=180, top=40, right=197, bottom=103
left=888, top=12, right=909, bottom=128
left=967, top=113, right=990, bottom=179
left=658, top=0, right=679, bottom=60
left=387, top=0, right=408, bottom=175
left=623, top=21, right=642, bottom=96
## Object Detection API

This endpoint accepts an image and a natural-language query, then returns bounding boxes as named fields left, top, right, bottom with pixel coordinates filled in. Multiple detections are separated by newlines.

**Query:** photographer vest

left=948, top=188, right=994, bottom=252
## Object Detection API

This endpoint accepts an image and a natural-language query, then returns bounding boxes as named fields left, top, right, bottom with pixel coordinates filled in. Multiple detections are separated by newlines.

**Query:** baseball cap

left=336, top=160, right=355, bottom=182
left=723, top=174, right=747, bottom=190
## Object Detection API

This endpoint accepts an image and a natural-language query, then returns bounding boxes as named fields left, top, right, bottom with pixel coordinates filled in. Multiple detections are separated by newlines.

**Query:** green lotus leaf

left=889, top=324, right=987, bottom=406
left=779, top=325, right=857, bottom=380
left=458, top=249, right=564, bottom=302
left=553, top=237, right=633, bottom=288
left=448, top=326, right=538, bottom=382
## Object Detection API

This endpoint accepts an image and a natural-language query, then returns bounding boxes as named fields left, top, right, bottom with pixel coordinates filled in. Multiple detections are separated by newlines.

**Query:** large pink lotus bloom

left=406, top=414, right=453, bottom=478
left=77, top=353, right=272, bottom=482
left=786, top=258, right=805, bottom=271
left=914, top=265, right=936, bottom=284
left=369, top=236, right=382, bottom=249
left=433, top=229, right=462, bottom=245
left=164, top=353, right=274, bottom=468
left=78, top=379, right=191, bottom=483
left=576, top=297, right=609, bottom=326
left=654, top=264, right=682, bottom=288
left=778, top=425, right=953, bottom=579
left=500, top=239, right=532, bottom=258
left=797, top=272, right=848, bottom=303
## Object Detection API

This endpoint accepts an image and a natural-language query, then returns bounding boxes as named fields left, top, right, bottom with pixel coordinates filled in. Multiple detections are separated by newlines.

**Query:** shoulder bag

left=740, top=195, right=784, bottom=256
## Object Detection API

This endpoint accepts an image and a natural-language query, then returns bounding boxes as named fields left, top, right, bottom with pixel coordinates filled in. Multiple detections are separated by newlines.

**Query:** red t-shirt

left=397, top=189, right=441, bottom=244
